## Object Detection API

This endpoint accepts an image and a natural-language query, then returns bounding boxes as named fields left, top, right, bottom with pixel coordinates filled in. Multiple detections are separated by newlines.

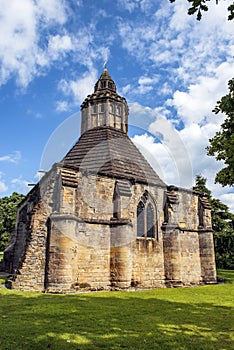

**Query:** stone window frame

left=93, top=104, right=97, bottom=114
left=116, top=105, right=121, bottom=116
left=101, top=80, right=106, bottom=88
left=137, top=191, right=158, bottom=239
left=110, top=103, right=114, bottom=114
left=100, top=103, right=105, bottom=113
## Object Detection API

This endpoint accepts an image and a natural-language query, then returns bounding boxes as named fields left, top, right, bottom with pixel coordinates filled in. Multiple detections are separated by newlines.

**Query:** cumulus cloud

left=0, top=151, right=21, bottom=164
left=58, top=68, right=98, bottom=106
left=168, top=61, right=234, bottom=127
left=48, top=34, right=73, bottom=60
left=129, top=101, right=233, bottom=211
left=131, top=133, right=177, bottom=185
left=118, top=0, right=233, bottom=89
left=0, top=0, right=68, bottom=87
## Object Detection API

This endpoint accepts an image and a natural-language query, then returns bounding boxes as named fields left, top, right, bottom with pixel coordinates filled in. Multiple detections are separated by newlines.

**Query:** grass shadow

left=1, top=283, right=234, bottom=350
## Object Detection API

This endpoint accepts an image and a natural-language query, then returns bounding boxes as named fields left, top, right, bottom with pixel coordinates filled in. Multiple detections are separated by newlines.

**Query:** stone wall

left=5, top=165, right=217, bottom=293
left=47, top=214, right=111, bottom=292
left=8, top=165, right=62, bottom=291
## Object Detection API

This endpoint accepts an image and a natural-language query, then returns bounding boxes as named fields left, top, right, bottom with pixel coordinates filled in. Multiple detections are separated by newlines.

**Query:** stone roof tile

left=63, top=126, right=166, bottom=186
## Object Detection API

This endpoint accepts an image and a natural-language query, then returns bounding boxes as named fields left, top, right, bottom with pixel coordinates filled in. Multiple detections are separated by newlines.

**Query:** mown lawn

left=0, top=270, right=233, bottom=350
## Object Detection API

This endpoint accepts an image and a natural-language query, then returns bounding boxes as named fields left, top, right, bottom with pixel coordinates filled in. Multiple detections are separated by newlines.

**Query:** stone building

left=4, top=68, right=216, bottom=292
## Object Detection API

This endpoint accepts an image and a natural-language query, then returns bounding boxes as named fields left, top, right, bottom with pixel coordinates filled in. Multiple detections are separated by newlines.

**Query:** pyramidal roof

left=94, top=68, right=117, bottom=93
left=63, top=126, right=166, bottom=186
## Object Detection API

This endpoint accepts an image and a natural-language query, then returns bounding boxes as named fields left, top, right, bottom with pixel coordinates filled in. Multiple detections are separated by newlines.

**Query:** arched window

left=110, top=104, right=114, bottom=113
left=137, top=202, right=144, bottom=237
left=93, top=104, right=97, bottom=113
left=147, top=203, right=154, bottom=238
left=116, top=106, right=121, bottom=116
left=136, top=192, right=157, bottom=239
left=101, top=81, right=106, bottom=88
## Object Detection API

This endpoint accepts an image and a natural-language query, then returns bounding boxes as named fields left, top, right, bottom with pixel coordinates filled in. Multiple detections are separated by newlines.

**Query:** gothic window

left=101, top=81, right=106, bottom=88
left=108, top=82, right=113, bottom=89
left=110, top=104, right=114, bottom=113
left=136, top=191, right=157, bottom=239
left=147, top=203, right=154, bottom=238
left=100, top=104, right=105, bottom=112
left=137, top=202, right=144, bottom=237
left=116, top=106, right=121, bottom=116
left=93, top=105, right=97, bottom=113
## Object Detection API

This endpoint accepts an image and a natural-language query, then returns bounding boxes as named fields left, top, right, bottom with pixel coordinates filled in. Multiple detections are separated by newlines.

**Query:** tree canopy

left=169, top=0, right=234, bottom=21
left=207, top=78, right=234, bottom=187
left=193, top=175, right=234, bottom=269
left=0, top=192, right=25, bottom=251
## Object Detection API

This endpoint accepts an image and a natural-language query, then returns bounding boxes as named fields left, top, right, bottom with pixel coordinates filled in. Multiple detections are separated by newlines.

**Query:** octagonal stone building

left=4, top=68, right=217, bottom=292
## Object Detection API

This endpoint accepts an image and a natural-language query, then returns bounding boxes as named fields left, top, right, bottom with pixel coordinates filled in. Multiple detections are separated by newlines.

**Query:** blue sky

left=0, top=0, right=234, bottom=212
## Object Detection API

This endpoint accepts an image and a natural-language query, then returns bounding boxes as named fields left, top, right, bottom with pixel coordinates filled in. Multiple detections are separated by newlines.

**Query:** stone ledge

left=50, top=212, right=132, bottom=226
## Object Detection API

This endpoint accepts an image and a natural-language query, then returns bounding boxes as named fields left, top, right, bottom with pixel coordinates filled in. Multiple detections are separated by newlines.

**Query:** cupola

left=80, top=68, right=129, bottom=135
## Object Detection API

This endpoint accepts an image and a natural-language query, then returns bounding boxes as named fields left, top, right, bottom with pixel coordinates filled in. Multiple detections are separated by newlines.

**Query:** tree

left=193, top=175, right=234, bottom=269
left=192, top=174, right=211, bottom=196
left=206, top=78, right=234, bottom=187
left=169, top=0, right=234, bottom=21
left=0, top=192, right=25, bottom=251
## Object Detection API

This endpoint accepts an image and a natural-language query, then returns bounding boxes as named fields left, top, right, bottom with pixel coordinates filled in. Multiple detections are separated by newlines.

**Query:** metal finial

left=103, top=60, right=107, bottom=70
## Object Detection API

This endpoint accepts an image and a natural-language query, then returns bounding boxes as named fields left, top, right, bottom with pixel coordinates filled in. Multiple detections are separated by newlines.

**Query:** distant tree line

left=0, top=192, right=25, bottom=252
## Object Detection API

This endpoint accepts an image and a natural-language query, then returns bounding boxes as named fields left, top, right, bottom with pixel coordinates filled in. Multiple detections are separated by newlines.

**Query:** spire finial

left=103, top=60, right=107, bottom=70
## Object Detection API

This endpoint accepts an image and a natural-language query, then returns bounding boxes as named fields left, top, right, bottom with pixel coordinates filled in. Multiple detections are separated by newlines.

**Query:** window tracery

left=137, top=191, right=157, bottom=239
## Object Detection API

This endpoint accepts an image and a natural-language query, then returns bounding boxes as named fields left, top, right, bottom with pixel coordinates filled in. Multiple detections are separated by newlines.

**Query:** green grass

left=0, top=270, right=233, bottom=350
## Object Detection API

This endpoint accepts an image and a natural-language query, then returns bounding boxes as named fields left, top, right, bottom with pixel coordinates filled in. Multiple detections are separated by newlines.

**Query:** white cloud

left=219, top=193, right=234, bottom=214
left=131, top=133, right=177, bottom=185
left=169, top=61, right=234, bottom=127
left=11, top=177, right=29, bottom=195
left=128, top=101, right=233, bottom=213
left=118, top=0, right=234, bottom=93
left=136, top=75, right=159, bottom=94
left=0, top=0, right=68, bottom=87
left=0, top=151, right=21, bottom=163
left=56, top=100, right=70, bottom=112
left=0, top=172, right=8, bottom=193
left=48, top=34, right=73, bottom=60
left=117, top=0, right=153, bottom=13
left=58, top=68, right=98, bottom=106
left=0, top=181, right=8, bottom=193
left=35, top=0, right=67, bottom=24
